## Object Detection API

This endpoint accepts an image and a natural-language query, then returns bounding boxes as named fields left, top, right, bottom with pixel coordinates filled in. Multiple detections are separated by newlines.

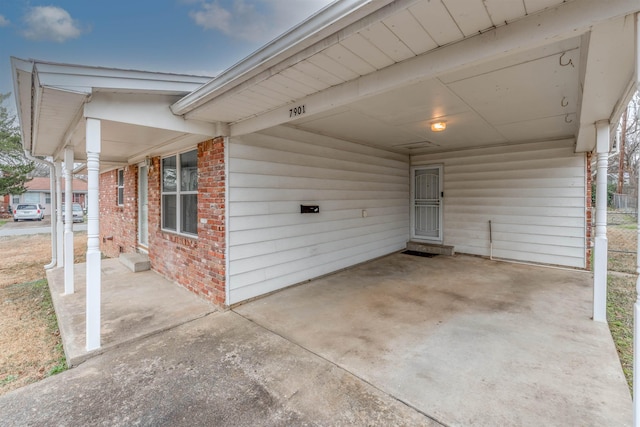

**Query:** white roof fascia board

left=176, top=0, right=639, bottom=122
left=83, top=92, right=228, bottom=137
left=181, top=0, right=427, bottom=120
left=34, top=61, right=210, bottom=91
left=172, top=0, right=404, bottom=116
left=31, top=70, right=45, bottom=156
left=231, top=0, right=640, bottom=137
left=10, top=57, right=34, bottom=152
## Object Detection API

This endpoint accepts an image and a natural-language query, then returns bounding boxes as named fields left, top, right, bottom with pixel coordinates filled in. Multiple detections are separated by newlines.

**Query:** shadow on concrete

left=47, top=258, right=216, bottom=366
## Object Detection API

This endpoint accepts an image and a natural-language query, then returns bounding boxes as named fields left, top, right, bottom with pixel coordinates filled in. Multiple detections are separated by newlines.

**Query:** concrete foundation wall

left=228, top=126, right=410, bottom=304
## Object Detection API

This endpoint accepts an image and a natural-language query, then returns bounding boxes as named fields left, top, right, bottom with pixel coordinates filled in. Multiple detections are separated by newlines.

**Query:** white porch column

left=63, top=148, right=74, bottom=294
left=55, top=161, right=64, bottom=268
left=47, top=169, right=57, bottom=268
left=632, top=11, right=639, bottom=427
left=85, top=118, right=102, bottom=351
left=593, top=120, right=609, bottom=322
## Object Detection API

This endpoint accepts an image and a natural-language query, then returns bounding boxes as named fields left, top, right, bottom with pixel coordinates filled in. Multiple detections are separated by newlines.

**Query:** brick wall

left=99, top=166, right=138, bottom=258
left=148, top=137, right=226, bottom=307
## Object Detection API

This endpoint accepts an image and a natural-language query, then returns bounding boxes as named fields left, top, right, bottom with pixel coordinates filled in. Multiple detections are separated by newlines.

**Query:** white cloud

left=189, top=0, right=334, bottom=43
left=0, top=15, right=9, bottom=27
left=22, top=6, right=83, bottom=42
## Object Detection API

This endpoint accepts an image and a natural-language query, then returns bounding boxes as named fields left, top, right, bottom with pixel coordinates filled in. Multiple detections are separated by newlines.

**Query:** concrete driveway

left=235, top=253, right=632, bottom=426
left=0, top=253, right=632, bottom=426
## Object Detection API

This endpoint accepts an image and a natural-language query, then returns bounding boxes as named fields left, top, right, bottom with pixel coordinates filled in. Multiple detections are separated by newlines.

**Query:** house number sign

left=289, top=105, right=306, bottom=118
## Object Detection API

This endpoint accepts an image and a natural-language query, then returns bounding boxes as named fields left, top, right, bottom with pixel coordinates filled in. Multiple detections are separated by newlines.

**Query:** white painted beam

left=593, top=120, right=609, bottom=322
left=63, top=148, right=74, bottom=294
left=84, top=92, right=228, bottom=137
left=85, top=118, right=101, bottom=352
left=229, top=0, right=639, bottom=137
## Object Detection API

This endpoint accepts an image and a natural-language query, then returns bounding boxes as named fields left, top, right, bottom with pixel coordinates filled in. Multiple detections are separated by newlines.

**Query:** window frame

left=117, top=169, right=125, bottom=206
left=161, top=148, right=198, bottom=237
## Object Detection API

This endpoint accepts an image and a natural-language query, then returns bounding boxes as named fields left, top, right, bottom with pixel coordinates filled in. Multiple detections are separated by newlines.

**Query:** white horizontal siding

left=412, top=140, right=586, bottom=268
left=229, top=127, right=410, bottom=304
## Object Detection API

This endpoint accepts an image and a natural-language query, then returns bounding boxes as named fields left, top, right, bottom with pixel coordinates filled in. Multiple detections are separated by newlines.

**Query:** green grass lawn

left=608, top=274, right=636, bottom=393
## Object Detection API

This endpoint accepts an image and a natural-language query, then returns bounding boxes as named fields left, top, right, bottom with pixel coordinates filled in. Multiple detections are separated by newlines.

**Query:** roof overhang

left=11, top=58, right=224, bottom=170
left=172, top=0, right=639, bottom=155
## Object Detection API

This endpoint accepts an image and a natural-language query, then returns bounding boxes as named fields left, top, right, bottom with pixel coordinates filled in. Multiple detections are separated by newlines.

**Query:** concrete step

left=406, top=241, right=455, bottom=256
left=119, top=253, right=151, bottom=273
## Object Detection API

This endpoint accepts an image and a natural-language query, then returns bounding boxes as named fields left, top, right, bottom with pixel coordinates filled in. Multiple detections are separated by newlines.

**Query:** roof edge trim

left=171, top=0, right=392, bottom=115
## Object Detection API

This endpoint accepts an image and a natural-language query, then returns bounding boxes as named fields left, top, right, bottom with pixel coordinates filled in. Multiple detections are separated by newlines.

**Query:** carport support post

left=55, top=161, right=63, bottom=268
left=633, top=11, right=639, bottom=427
left=63, top=148, right=74, bottom=294
left=85, top=118, right=101, bottom=351
left=593, top=120, right=609, bottom=323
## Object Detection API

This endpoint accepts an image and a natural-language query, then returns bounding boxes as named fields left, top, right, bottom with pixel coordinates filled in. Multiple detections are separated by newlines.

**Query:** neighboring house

left=0, top=194, right=9, bottom=215
left=10, top=0, right=640, bottom=353
left=10, top=177, right=88, bottom=215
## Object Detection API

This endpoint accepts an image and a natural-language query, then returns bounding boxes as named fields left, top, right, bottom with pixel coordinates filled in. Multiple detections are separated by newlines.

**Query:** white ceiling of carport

left=182, top=0, right=635, bottom=155
left=289, top=38, right=581, bottom=153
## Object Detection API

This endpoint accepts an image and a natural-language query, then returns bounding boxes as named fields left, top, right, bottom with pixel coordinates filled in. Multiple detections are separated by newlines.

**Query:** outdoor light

left=431, top=122, right=447, bottom=132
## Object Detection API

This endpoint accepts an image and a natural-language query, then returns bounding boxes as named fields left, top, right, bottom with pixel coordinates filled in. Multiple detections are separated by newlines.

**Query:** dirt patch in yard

left=0, top=232, right=87, bottom=396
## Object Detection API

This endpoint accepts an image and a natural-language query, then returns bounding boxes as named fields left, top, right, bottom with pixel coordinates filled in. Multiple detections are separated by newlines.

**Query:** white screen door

left=138, top=165, right=149, bottom=249
left=412, top=166, right=443, bottom=241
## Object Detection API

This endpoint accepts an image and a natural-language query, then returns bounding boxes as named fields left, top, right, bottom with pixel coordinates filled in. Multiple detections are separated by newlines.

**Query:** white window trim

left=117, top=169, right=124, bottom=206
left=161, top=148, right=198, bottom=238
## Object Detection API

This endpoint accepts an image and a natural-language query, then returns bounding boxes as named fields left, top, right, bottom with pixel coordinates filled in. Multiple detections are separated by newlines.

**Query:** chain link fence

left=607, top=194, right=637, bottom=274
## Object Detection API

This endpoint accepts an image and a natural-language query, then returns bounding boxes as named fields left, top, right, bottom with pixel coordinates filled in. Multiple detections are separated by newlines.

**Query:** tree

left=0, top=93, right=34, bottom=196
left=608, top=92, right=640, bottom=196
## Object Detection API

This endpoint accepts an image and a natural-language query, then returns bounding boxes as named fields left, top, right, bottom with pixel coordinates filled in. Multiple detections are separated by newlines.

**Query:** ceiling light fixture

left=431, top=122, right=447, bottom=132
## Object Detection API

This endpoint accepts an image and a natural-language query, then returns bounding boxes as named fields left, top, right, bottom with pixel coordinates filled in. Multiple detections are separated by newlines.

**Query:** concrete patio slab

left=46, top=258, right=215, bottom=366
left=236, top=253, right=633, bottom=426
left=0, top=312, right=440, bottom=427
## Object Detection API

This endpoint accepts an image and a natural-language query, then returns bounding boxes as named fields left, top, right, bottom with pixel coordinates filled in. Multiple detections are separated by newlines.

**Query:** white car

left=13, top=204, right=43, bottom=222
left=62, top=203, right=84, bottom=223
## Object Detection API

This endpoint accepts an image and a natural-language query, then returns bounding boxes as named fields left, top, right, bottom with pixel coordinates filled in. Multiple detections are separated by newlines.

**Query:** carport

left=40, top=250, right=631, bottom=425
left=8, top=0, right=640, bottom=423
left=236, top=252, right=631, bottom=425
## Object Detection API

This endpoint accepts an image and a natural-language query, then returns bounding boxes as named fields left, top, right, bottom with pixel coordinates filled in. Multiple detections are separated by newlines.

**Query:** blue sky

left=0, top=0, right=334, bottom=111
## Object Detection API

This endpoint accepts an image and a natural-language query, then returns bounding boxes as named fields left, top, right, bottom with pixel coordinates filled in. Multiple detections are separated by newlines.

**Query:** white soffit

left=575, top=14, right=637, bottom=152
left=282, top=36, right=583, bottom=154
left=182, top=0, right=571, bottom=124
left=12, top=57, right=214, bottom=161
left=178, top=0, right=638, bottom=155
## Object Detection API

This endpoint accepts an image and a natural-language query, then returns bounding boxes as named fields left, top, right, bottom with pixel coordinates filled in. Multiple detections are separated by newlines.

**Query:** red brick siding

left=148, top=138, right=226, bottom=307
left=99, top=166, right=138, bottom=258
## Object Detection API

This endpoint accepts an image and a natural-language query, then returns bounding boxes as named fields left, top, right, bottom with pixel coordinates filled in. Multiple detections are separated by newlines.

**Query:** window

left=45, top=193, right=51, bottom=204
left=12, top=196, right=19, bottom=204
left=117, top=169, right=124, bottom=206
left=162, top=149, right=198, bottom=235
left=24, top=192, right=39, bottom=203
